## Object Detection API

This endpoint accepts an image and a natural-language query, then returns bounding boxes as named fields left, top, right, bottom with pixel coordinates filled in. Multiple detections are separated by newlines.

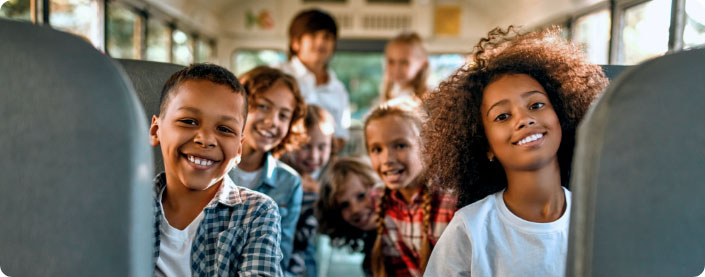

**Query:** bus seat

left=600, top=65, right=630, bottom=81
left=116, top=59, right=184, bottom=174
left=567, top=49, right=705, bottom=276
left=0, top=19, right=154, bottom=277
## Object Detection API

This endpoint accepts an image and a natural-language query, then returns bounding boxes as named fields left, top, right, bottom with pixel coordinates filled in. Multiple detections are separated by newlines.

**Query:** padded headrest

left=0, top=19, right=153, bottom=276
left=568, top=49, right=705, bottom=276
left=116, top=59, right=184, bottom=174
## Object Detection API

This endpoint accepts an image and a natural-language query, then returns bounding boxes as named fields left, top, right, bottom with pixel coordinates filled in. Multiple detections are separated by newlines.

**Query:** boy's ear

left=149, top=115, right=160, bottom=146
left=291, top=38, right=301, bottom=53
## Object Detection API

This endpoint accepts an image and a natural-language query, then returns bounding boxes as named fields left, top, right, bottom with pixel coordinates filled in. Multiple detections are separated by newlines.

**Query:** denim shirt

left=230, top=152, right=303, bottom=272
left=152, top=173, right=283, bottom=276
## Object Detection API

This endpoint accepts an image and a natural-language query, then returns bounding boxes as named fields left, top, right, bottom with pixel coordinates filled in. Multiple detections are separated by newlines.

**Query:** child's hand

left=302, top=174, right=320, bottom=193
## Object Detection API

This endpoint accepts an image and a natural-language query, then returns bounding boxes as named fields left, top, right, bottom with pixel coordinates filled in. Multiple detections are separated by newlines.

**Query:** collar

left=153, top=172, right=242, bottom=208
left=289, top=56, right=340, bottom=87
left=389, top=186, right=425, bottom=205
left=258, top=152, right=278, bottom=188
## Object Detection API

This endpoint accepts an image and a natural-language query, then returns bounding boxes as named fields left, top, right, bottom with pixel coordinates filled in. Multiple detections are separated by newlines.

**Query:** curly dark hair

left=422, top=26, right=608, bottom=207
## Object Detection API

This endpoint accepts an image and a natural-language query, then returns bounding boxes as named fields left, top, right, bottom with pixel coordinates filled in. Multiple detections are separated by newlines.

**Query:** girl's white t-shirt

left=154, top=187, right=206, bottom=277
left=424, top=187, right=571, bottom=277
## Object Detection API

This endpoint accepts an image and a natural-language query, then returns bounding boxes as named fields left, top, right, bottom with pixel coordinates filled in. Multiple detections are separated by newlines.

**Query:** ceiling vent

left=362, top=14, right=412, bottom=31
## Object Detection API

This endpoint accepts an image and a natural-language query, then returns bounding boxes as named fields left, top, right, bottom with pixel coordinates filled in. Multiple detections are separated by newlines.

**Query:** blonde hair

left=382, top=32, right=429, bottom=102
left=316, top=157, right=381, bottom=249
left=363, top=102, right=432, bottom=276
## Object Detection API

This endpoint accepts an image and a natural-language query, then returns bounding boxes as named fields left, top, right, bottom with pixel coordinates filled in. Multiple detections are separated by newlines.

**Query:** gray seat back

left=116, top=59, right=184, bottom=174
left=568, top=49, right=705, bottom=276
left=0, top=19, right=153, bottom=277
left=600, top=64, right=630, bottom=81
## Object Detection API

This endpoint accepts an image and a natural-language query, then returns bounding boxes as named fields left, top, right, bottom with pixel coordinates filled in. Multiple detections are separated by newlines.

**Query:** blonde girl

left=364, top=100, right=456, bottom=277
left=381, top=32, right=429, bottom=103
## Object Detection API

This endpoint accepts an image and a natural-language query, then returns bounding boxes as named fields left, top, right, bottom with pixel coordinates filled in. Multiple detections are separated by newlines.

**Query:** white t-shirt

left=278, top=57, right=351, bottom=140
left=155, top=187, right=206, bottom=277
left=232, top=166, right=263, bottom=189
left=424, top=187, right=571, bottom=277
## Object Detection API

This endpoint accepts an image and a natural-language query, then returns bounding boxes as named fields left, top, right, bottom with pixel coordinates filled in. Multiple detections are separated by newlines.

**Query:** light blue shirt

left=230, top=152, right=303, bottom=272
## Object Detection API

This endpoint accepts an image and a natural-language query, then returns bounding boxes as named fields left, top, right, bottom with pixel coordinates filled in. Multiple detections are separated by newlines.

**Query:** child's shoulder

left=272, top=157, right=302, bottom=182
left=455, top=191, right=501, bottom=225
left=234, top=185, right=280, bottom=213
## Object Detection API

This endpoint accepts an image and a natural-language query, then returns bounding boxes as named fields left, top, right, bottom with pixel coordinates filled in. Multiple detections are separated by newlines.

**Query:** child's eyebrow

left=485, top=90, right=545, bottom=116
left=178, top=106, right=201, bottom=114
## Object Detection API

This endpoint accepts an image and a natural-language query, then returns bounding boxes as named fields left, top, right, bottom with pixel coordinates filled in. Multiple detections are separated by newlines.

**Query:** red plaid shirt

left=375, top=187, right=457, bottom=277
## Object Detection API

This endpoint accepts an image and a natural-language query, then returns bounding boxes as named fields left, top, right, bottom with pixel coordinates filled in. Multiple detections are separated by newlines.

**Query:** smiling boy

left=149, top=64, right=282, bottom=276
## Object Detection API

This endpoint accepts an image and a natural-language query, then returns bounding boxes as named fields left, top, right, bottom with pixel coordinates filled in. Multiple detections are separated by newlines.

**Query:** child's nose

left=515, top=111, right=536, bottom=130
left=194, top=130, right=216, bottom=148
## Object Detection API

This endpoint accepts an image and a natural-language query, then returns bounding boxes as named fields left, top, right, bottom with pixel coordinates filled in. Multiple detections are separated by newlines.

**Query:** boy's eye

left=370, top=146, right=382, bottom=153
left=178, top=119, right=197, bottom=125
left=217, top=126, right=235, bottom=134
left=494, top=113, right=510, bottom=122
left=356, top=192, right=366, bottom=200
left=530, top=102, right=545, bottom=110
left=396, top=143, right=407, bottom=149
left=257, top=104, right=269, bottom=111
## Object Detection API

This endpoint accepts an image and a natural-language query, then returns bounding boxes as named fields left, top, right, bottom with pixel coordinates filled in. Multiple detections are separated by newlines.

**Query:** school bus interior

left=1, top=0, right=705, bottom=276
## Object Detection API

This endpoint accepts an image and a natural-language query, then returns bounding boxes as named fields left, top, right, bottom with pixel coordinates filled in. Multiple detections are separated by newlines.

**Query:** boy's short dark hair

left=158, top=63, right=248, bottom=121
left=288, top=9, right=338, bottom=58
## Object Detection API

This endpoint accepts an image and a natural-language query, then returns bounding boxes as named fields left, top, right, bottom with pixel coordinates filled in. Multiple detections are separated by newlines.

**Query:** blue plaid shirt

left=152, top=173, right=283, bottom=276
left=229, top=152, right=303, bottom=273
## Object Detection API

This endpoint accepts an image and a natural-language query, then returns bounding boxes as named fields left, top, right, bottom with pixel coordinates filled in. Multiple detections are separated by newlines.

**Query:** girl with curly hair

left=365, top=100, right=457, bottom=277
left=423, top=26, right=608, bottom=276
left=316, top=156, right=383, bottom=276
left=228, top=66, right=307, bottom=273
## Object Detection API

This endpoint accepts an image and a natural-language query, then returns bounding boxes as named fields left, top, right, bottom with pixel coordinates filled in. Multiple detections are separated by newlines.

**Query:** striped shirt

left=152, top=173, right=283, bottom=276
left=377, top=187, right=457, bottom=277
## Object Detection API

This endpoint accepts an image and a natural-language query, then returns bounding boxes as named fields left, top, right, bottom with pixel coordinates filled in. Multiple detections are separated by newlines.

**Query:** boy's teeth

left=188, top=155, right=214, bottom=166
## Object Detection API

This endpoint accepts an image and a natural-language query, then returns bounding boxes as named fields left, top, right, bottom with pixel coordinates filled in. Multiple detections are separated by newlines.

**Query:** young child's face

left=150, top=80, right=246, bottom=191
left=365, top=115, right=423, bottom=193
left=290, top=126, right=333, bottom=174
left=385, top=42, right=426, bottom=86
left=243, top=81, right=296, bottom=153
left=335, top=173, right=377, bottom=231
left=293, top=30, right=335, bottom=66
left=481, top=74, right=562, bottom=171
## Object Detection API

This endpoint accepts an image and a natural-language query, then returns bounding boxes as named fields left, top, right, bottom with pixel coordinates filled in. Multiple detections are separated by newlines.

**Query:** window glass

left=572, top=9, right=611, bottom=64
left=329, top=52, right=383, bottom=121
left=106, top=4, right=138, bottom=59
left=0, top=0, right=31, bottom=21
left=172, top=29, right=193, bottom=65
left=621, top=0, right=671, bottom=65
left=50, top=0, right=100, bottom=48
left=146, top=19, right=169, bottom=62
left=684, top=0, right=705, bottom=48
left=196, top=39, right=213, bottom=63
left=231, top=49, right=286, bottom=76
left=428, top=53, right=466, bottom=89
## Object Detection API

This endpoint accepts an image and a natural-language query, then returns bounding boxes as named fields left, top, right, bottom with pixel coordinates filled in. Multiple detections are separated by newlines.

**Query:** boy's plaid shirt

left=376, top=188, right=457, bottom=277
left=152, top=173, right=284, bottom=276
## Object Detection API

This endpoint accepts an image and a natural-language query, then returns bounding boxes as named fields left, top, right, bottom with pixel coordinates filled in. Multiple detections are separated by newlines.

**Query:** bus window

left=330, top=52, right=383, bottom=121
left=146, top=19, right=169, bottom=63
left=49, top=0, right=101, bottom=48
left=0, top=0, right=30, bottom=21
left=621, top=0, right=671, bottom=65
left=196, top=39, right=214, bottom=63
left=572, top=9, right=611, bottom=65
left=172, top=29, right=193, bottom=65
left=428, top=53, right=466, bottom=89
left=106, top=3, right=140, bottom=59
left=684, top=0, right=705, bottom=49
left=231, top=49, right=286, bottom=76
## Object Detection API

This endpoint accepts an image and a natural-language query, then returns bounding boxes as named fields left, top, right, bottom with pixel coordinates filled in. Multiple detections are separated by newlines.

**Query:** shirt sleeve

left=279, top=177, right=303, bottom=270
left=424, top=215, right=473, bottom=277
left=239, top=200, right=284, bottom=277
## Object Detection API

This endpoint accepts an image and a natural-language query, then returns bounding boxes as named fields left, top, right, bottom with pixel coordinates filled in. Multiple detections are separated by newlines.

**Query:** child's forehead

left=169, top=80, right=245, bottom=116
